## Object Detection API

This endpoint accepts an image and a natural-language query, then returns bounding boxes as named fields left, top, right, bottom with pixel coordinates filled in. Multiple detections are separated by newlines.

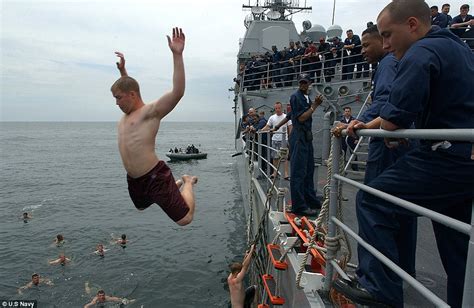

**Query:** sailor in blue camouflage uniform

left=334, top=1, right=474, bottom=307
left=288, top=73, right=323, bottom=216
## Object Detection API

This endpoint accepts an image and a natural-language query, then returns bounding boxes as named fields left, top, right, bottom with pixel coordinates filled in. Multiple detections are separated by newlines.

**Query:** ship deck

left=257, top=163, right=448, bottom=307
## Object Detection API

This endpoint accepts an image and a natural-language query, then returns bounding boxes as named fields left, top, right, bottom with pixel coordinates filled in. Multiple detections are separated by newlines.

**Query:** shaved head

left=378, top=0, right=431, bottom=26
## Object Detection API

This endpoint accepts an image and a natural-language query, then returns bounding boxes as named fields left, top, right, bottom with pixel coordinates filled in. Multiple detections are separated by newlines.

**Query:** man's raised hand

left=167, top=27, right=185, bottom=55
left=115, top=51, right=128, bottom=77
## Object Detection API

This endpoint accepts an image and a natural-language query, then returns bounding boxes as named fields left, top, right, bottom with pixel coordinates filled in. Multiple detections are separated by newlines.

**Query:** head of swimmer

left=229, top=262, right=243, bottom=277
left=59, top=253, right=67, bottom=264
left=97, top=289, right=106, bottom=302
left=32, top=273, right=40, bottom=285
left=110, top=76, right=142, bottom=115
left=121, top=234, right=127, bottom=244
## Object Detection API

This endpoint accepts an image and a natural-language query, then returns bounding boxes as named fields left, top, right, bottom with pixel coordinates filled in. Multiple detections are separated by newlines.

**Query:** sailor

left=18, top=273, right=53, bottom=294
left=94, top=243, right=106, bottom=257
left=334, top=1, right=474, bottom=307
left=288, top=73, right=323, bottom=216
left=84, top=289, right=133, bottom=308
left=53, top=234, right=65, bottom=246
left=49, top=253, right=71, bottom=266
left=111, top=28, right=198, bottom=226
left=22, top=212, right=32, bottom=222
left=333, top=24, right=418, bottom=278
left=228, top=244, right=256, bottom=308
left=114, top=234, right=128, bottom=246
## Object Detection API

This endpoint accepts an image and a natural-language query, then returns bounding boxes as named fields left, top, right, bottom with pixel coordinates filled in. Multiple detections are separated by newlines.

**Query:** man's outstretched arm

left=149, top=27, right=185, bottom=119
left=115, top=52, right=128, bottom=77
left=84, top=296, right=98, bottom=308
left=236, top=244, right=255, bottom=281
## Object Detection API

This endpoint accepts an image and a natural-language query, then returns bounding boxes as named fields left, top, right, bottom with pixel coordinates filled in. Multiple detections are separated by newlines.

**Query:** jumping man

left=111, top=28, right=198, bottom=226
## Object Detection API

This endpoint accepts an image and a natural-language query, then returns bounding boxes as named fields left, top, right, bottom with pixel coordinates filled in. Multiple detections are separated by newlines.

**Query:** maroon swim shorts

left=127, top=161, right=189, bottom=222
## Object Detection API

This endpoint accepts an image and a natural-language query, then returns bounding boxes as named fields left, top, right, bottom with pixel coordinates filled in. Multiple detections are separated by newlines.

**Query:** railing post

left=462, top=199, right=474, bottom=307
left=257, top=132, right=262, bottom=178
left=322, top=112, right=334, bottom=163
left=323, top=134, right=342, bottom=292
left=266, top=63, right=270, bottom=89
left=267, top=131, right=272, bottom=178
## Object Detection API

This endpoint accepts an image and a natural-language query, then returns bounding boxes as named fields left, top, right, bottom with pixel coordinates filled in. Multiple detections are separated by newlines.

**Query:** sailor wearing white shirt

left=261, top=101, right=292, bottom=179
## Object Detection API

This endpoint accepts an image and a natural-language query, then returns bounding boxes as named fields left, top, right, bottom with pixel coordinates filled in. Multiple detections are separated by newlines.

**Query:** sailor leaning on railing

left=330, top=1, right=474, bottom=308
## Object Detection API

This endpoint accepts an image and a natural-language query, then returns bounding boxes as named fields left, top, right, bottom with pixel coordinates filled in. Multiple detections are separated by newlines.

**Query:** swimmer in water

left=84, top=285, right=135, bottom=308
left=94, top=244, right=107, bottom=257
left=49, top=253, right=71, bottom=266
left=53, top=234, right=65, bottom=246
left=18, top=273, right=53, bottom=294
left=115, top=234, right=128, bottom=246
left=22, top=212, right=32, bottom=222
left=228, top=244, right=256, bottom=308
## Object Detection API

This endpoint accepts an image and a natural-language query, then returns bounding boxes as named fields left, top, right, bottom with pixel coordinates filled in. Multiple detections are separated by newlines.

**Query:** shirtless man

left=114, top=234, right=128, bottom=246
left=18, top=273, right=53, bottom=294
left=49, top=253, right=71, bottom=266
left=228, top=244, right=256, bottom=308
left=53, top=234, right=65, bottom=246
left=94, top=244, right=107, bottom=257
left=84, top=289, right=133, bottom=308
left=111, top=27, right=198, bottom=226
left=22, top=212, right=32, bottom=222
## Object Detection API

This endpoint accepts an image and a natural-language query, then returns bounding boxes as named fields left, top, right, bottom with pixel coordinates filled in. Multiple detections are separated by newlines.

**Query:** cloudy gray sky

left=1, top=0, right=466, bottom=122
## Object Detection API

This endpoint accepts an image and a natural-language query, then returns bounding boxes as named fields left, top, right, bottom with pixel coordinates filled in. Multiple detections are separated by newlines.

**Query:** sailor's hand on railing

left=331, top=123, right=347, bottom=137
left=347, top=120, right=365, bottom=138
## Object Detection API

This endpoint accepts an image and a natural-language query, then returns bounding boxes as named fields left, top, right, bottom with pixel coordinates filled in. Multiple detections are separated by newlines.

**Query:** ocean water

left=0, top=122, right=246, bottom=307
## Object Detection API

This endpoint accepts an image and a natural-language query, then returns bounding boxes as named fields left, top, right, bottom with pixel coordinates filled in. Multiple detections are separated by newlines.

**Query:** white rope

left=296, top=135, right=353, bottom=288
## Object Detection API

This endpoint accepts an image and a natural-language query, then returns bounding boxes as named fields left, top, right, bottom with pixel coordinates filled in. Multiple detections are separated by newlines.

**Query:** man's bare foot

left=182, top=174, right=198, bottom=185
left=176, top=179, right=183, bottom=189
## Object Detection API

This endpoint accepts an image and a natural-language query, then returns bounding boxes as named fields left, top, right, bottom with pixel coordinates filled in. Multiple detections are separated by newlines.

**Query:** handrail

left=334, top=173, right=471, bottom=235
left=243, top=130, right=289, bottom=189
left=238, top=50, right=372, bottom=93
left=332, top=217, right=449, bottom=308
left=351, top=128, right=474, bottom=141
left=324, top=127, right=474, bottom=307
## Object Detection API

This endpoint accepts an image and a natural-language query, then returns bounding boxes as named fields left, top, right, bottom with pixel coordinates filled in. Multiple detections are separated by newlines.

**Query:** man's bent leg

left=176, top=175, right=198, bottom=226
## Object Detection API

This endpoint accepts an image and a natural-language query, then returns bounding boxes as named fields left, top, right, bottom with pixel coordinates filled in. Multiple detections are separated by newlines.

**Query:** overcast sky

left=1, top=0, right=467, bottom=122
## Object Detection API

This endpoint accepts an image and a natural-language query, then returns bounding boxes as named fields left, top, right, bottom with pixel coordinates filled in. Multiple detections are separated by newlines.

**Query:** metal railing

left=244, top=130, right=289, bottom=187
left=324, top=127, right=474, bottom=307
left=238, top=50, right=372, bottom=93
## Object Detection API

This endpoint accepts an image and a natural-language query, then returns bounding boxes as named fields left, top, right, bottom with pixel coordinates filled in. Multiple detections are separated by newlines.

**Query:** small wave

left=22, top=198, right=53, bottom=211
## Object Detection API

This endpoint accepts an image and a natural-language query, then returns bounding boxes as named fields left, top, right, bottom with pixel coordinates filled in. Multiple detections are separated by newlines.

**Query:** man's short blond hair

left=110, top=76, right=141, bottom=97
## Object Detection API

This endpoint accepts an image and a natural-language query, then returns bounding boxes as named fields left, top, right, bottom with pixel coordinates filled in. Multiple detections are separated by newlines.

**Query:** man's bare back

left=228, top=245, right=255, bottom=308
left=111, top=28, right=198, bottom=226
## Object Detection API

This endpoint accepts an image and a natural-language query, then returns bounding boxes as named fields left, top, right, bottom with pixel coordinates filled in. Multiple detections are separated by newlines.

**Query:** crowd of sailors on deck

left=235, top=33, right=372, bottom=91
left=234, top=2, right=473, bottom=92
